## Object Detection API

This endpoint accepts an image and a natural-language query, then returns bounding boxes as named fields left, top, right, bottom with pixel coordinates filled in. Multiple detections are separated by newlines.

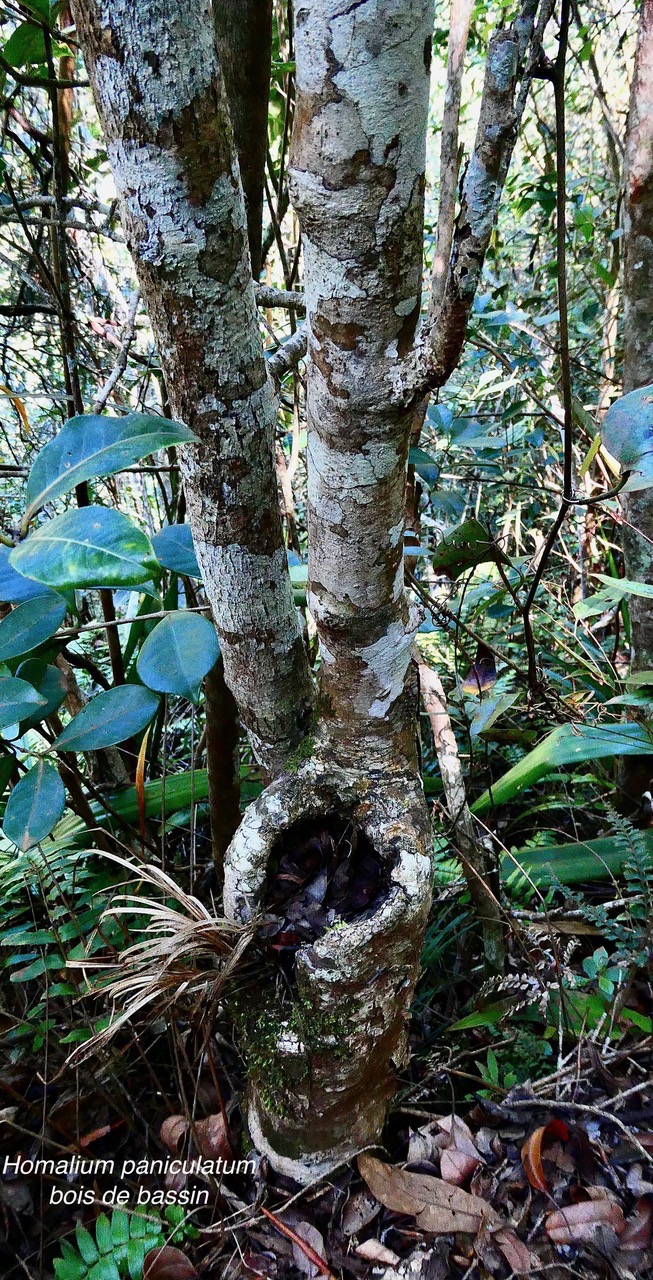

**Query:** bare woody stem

left=71, top=0, right=314, bottom=776
left=419, top=659, right=505, bottom=972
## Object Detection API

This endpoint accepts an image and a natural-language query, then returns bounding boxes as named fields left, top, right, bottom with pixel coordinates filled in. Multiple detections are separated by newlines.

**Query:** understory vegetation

left=0, top=0, right=652, bottom=1276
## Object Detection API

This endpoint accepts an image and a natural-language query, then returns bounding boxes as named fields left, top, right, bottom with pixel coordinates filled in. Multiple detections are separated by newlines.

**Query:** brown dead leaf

left=342, top=1187, right=380, bottom=1236
left=355, top=1239, right=401, bottom=1266
left=546, top=1199, right=626, bottom=1245
left=357, top=1153, right=500, bottom=1235
left=194, top=1111, right=233, bottom=1162
left=160, top=1115, right=189, bottom=1154
left=261, top=1207, right=335, bottom=1279
left=291, top=1222, right=327, bottom=1278
left=494, top=1229, right=535, bottom=1274
left=437, top=1116, right=482, bottom=1186
left=521, top=1119, right=569, bottom=1194
left=143, top=1245, right=199, bottom=1279
left=407, top=1123, right=440, bottom=1165
left=440, top=1148, right=480, bottom=1187
left=620, top=1196, right=653, bottom=1251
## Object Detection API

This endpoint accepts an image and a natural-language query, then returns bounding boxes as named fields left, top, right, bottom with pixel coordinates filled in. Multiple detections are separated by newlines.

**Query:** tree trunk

left=70, top=0, right=313, bottom=779
left=621, top=0, right=653, bottom=802
left=223, top=0, right=435, bottom=1181
left=214, top=0, right=273, bottom=280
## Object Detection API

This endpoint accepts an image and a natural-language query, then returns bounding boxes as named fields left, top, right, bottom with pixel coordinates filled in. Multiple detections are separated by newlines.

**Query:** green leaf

left=502, top=830, right=653, bottom=887
left=24, top=413, right=197, bottom=525
left=11, top=507, right=157, bottom=590
left=15, top=660, right=67, bottom=729
left=89, top=1259, right=121, bottom=1280
left=431, top=517, right=509, bottom=580
left=3, top=23, right=46, bottom=68
left=95, top=1214, right=113, bottom=1256
left=151, top=524, right=201, bottom=578
left=601, top=383, right=653, bottom=491
left=136, top=611, right=219, bottom=701
left=76, top=1223, right=100, bottom=1265
left=3, top=761, right=66, bottom=851
left=127, top=1239, right=145, bottom=1280
left=0, top=595, right=66, bottom=662
left=53, top=685, right=159, bottom=752
left=409, top=446, right=440, bottom=485
left=111, top=1210, right=130, bottom=1247
left=0, top=546, right=58, bottom=604
left=54, top=1252, right=86, bottom=1280
left=472, top=722, right=653, bottom=814
left=20, top=0, right=52, bottom=19
left=0, top=676, right=46, bottom=729
left=448, top=999, right=517, bottom=1031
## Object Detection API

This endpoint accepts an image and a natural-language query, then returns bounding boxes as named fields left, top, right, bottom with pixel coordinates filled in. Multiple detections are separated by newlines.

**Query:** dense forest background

left=0, top=0, right=653, bottom=1276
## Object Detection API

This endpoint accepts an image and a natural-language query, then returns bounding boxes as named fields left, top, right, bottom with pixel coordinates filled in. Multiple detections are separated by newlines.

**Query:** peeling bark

left=621, top=0, right=653, bottom=799
left=221, top=0, right=436, bottom=1182
left=71, top=0, right=313, bottom=776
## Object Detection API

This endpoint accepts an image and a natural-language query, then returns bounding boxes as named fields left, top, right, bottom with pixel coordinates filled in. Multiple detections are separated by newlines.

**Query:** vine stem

left=522, top=0, right=572, bottom=688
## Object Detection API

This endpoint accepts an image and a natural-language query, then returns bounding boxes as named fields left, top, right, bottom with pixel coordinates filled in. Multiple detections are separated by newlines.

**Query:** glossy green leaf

left=0, top=595, right=66, bottom=662
left=601, top=383, right=653, bottom=491
left=3, top=761, right=65, bottom=851
left=409, top=446, right=440, bottom=485
left=431, top=517, right=509, bottom=580
left=11, top=507, right=157, bottom=590
left=151, top=523, right=201, bottom=578
left=502, top=831, right=653, bottom=887
left=136, top=611, right=219, bottom=700
left=0, top=546, right=59, bottom=604
left=3, top=23, right=46, bottom=68
left=0, top=676, right=46, bottom=730
left=473, top=722, right=653, bottom=814
left=15, top=660, right=67, bottom=729
left=24, top=413, right=197, bottom=524
left=53, top=685, right=159, bottom=752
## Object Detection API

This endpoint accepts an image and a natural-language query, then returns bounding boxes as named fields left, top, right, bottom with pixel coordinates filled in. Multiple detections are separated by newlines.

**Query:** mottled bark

left=424, top=6, right=538, bottom=390
left=71, top=0, right=313, bottom=776
left=429, top=0, right=474, bottom=313
left=214, top=0, right=273, bottom=278
left=621, top=0, right=653, bottom=799
left=224, top=0, right=435, bottom=1181
left=418, top=660, right=504, bottom=971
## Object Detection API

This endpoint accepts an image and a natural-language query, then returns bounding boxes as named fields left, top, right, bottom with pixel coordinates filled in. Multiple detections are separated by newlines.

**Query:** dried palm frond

left=66, top=855, right=253, bottom=1067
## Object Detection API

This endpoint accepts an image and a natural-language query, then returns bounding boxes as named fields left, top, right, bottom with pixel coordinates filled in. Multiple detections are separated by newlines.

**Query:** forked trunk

left=223, top=0, right=435, bottom=1178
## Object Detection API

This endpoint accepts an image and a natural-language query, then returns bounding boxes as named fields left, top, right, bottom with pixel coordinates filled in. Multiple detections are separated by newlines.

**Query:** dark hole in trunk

left=256, top=814, right=391, bottom=977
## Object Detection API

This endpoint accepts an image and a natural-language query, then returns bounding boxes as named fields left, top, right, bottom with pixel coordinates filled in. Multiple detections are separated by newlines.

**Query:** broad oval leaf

left=0, top=595, right=66, bottom=662
left=53, top=685, right=160, bottom=752
left=0, top=546, right=58, bottom=604
left=3, top=761, right=65, bottom=851
left=431, top=517, right=509, bottom=580
left=0, top=676, right=46, bottom=730
left=24, top=412, right=197, bottom=524
left=601, top=383, right=653, bottom=492
left=16, top=659, right=67, bottom=729
left=136, top=611, right=219, bottom=700
left=409, top=446, right=440, bottom=486
left=151, top=524, right=201, bottom=578
left=11, top=507, right=157, bottom=590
